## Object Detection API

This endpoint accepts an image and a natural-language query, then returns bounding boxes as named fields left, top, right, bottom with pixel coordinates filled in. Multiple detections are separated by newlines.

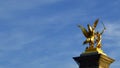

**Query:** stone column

left=73, top=51, right=114, bottom=68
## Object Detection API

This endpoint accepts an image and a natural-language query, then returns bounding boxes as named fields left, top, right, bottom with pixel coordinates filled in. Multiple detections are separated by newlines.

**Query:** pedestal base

left=73, top=52, right=114, bottom=68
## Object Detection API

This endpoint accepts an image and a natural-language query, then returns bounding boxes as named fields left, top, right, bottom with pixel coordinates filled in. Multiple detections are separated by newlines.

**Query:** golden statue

left=95, top=25, right=106, bottom=48
left=78, top=19, right=106, bottom=50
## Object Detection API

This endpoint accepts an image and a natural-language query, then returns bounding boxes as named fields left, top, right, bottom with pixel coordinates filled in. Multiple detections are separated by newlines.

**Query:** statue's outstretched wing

left=78, top=25, right=89, bottom=38
left=87, top=24, right=93, bottom=32
left=93, top=19, right=99, bottom=29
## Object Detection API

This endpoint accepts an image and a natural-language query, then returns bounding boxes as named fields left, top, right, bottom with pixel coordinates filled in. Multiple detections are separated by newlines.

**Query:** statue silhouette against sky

left=78, top=19, right=106, bottom=49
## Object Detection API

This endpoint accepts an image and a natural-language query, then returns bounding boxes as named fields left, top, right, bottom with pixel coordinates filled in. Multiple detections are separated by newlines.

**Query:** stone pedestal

left=73, top=52, right=114, bottom=68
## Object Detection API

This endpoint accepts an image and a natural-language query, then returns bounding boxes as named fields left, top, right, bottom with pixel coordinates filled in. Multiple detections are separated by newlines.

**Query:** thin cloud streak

left=0, top=0, right=63, bottom=11
left=0, top=0, right=63, bottom=19
left=0, top=30, right=42, bottom=50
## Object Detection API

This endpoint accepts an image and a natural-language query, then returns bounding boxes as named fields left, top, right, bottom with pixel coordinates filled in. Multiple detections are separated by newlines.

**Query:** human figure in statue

left=95, top=26, right=106, bottom=48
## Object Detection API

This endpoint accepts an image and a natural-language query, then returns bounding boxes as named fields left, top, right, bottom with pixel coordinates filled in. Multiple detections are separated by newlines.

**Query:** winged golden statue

left=78, top=19, right=99, bottom=48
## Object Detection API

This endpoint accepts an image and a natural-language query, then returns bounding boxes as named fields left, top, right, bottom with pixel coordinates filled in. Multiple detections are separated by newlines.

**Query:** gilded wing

left=87, top=24, right=93, bottom=32
left=78, top=25, right=89, bottom=38
left=93, top=19, right=99, bottom=29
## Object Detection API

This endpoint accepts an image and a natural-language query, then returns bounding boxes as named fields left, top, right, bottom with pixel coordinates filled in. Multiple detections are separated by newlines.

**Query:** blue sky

left=0, top=0, right=120, bottom=68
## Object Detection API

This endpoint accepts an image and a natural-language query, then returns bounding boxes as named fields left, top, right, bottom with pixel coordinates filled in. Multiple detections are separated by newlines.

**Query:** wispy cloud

left=0, top=0, right=63, bottom=19
left=0, top=0, right=63, bottom=11
left=0, top=29, right=41, bottom=51
left=103, top=22, right=120, bottom=47
left=105, top=22, right=120, bottom=37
